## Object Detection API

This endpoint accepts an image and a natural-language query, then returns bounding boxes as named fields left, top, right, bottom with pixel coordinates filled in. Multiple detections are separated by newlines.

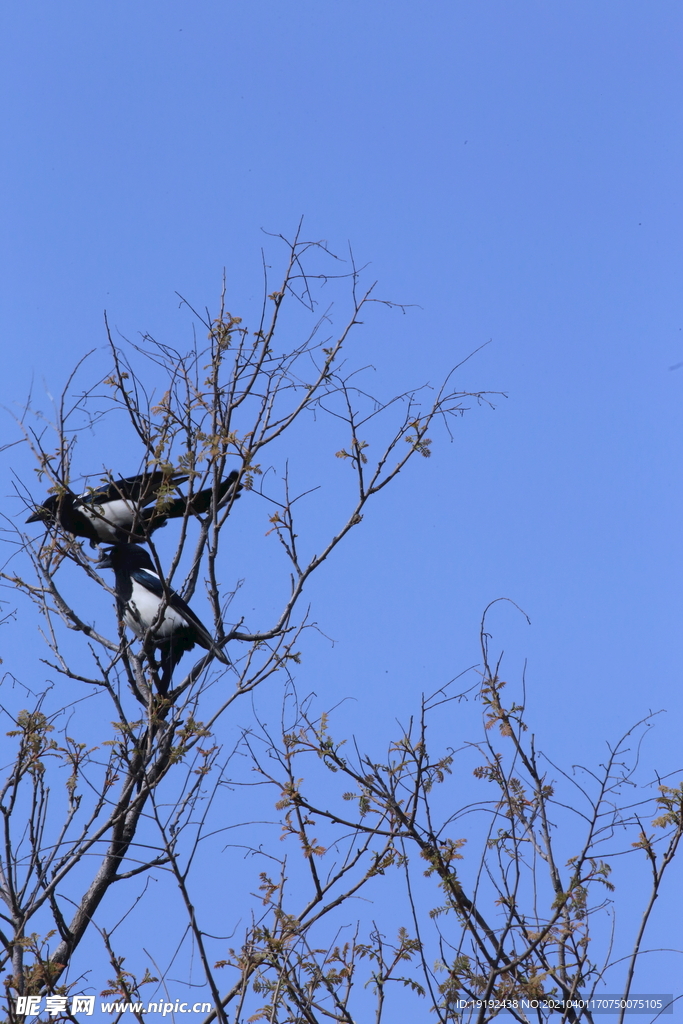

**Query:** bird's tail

left=154, top=469, right=242, bottom=522
left=211, top=642, right=230, bottom=665
left=157, top=641, right=184, bottom=695
left=156, top=637, right=229, bottom=693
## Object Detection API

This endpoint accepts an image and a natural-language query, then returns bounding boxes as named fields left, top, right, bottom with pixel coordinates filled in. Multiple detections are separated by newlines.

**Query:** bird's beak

left=26, top=507, right=48, bottom=523
left=98, top=550, right=114, bottom=569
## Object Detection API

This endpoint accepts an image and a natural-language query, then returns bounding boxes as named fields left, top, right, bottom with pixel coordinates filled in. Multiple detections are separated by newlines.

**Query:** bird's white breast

left=82, top=498, right=136, bottom=541
left=124, top=577, right=187, bottom=639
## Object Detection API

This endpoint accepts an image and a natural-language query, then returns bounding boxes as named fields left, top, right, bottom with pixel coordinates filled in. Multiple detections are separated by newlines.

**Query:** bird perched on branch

left=99, top=543, right=229, bottom=693
left=26, top=469, right=241, bottom=546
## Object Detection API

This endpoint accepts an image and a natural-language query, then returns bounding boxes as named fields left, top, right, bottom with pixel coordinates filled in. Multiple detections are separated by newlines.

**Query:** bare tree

left=0, top=230, right=493, bottom=1020
left=216, top=603, right=682, bottom=1023
left=0, top=232, right=679, bottom=1023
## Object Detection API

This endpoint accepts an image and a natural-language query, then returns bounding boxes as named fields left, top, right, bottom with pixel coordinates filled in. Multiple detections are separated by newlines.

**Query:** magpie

left=26, top=469, right=241, bottom=546
left=99, top=543, right=229, bottom=693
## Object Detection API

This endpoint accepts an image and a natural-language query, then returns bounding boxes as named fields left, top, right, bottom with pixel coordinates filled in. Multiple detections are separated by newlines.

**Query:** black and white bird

left=26, top=469, right=241, bottom=546
left=99, top=543, right=229, bottom=693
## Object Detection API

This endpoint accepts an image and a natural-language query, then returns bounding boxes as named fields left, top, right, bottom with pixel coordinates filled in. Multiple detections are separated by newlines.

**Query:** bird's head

left=26, top=505, right=53, bottom=524
left=25, top=492, right=66, bottom=524
left=98, top=543, right=155, bottom=573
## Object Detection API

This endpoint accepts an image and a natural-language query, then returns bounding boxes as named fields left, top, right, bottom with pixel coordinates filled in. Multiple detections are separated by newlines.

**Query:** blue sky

left=1, top=0, right=682, bottom=1012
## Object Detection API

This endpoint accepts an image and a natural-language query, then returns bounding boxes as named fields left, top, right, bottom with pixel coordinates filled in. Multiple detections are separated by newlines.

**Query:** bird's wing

left=166, top=590, right=216, bottom=654
left=80, top=471, right=188, bottom=507
left=131, top=567, right=166, bottom=599
left=130, top=567, right=228, bottom=662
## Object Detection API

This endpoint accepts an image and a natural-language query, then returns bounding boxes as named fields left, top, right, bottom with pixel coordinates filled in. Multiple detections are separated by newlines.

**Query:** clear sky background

left=1, top=0, right=682, bottom=1013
